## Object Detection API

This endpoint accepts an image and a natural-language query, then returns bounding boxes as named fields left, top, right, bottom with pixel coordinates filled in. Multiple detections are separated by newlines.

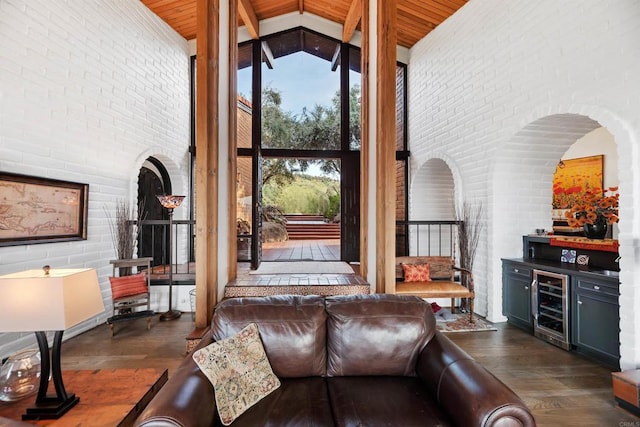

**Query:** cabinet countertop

left=502, top=258, right=620, bottom=283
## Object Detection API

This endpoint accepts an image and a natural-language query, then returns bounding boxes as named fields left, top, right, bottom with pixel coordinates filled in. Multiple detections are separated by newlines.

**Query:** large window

left=233, top=28, right=408, bottom=262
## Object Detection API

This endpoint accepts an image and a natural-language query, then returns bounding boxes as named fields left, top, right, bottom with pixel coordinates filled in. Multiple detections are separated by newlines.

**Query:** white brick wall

left=408, top=1, right=640, bottom=369
left=0, top=0, right=190, bottom=356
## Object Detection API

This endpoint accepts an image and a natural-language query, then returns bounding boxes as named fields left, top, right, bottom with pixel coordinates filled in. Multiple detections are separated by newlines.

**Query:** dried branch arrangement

left=456, top=201, right=484, bottom=311
left=106, top=199, right=146, bottom=260
left=457, top=201, right=484, bottom=272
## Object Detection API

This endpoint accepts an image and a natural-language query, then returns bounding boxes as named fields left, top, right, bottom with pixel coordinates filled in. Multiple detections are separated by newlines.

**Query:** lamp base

left=22, top=394, right=79, bottom=420
left=159, top=309, right=182, bottom=321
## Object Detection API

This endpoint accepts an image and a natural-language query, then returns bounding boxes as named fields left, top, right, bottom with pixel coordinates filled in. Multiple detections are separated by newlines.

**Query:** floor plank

left=56, top=312, right=639, bottom=426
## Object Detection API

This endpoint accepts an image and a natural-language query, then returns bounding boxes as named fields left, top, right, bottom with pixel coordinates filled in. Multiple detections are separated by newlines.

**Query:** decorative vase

left=0, top=349, right=41, bottom=402
left=583, top=216, right=608, bottom=239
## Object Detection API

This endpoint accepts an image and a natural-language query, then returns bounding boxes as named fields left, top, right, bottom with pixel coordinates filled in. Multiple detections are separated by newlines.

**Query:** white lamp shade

left=0, top=268, right=105, bottom=332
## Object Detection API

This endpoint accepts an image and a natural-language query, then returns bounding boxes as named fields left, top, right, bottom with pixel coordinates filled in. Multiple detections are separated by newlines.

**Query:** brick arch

left=409, top=156, right=462, bottom=255
left=488, top=108, right=640, bottom=369
left=130, top=149, right=188, bottom=218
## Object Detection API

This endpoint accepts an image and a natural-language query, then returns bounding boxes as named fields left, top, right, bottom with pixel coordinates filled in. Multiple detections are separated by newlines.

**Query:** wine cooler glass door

left=532, top=269, right=570, bottom=350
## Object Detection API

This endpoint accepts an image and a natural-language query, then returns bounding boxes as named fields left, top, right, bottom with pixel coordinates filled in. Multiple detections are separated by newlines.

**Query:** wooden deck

left=262, top=238, right=340, bottom=261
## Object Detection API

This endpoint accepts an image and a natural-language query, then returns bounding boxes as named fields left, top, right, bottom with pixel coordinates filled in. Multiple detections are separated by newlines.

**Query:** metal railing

left=132, top=219, right=460, bottom=265
left=134, top=219, right=195, bottom=274
left=396, top=220, right=461, bottom=258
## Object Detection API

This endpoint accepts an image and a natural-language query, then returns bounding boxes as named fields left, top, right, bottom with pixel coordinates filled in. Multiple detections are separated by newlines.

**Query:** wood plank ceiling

left=141, top=0, right=467, bottom=48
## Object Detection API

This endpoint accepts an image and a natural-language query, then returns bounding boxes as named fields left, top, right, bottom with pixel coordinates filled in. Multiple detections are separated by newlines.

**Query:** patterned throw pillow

left=108, top=272, right=148, bottom=300
left=192, top=323, right=281, bottom=426
left=402, top=263, right=431, bottom=282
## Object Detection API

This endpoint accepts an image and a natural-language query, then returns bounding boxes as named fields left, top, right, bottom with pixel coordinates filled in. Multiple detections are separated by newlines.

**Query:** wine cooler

left=532, top=269, right=570, bottom=350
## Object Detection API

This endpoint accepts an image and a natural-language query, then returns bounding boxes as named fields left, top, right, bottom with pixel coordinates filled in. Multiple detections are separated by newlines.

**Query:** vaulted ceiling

left=141, top=0, right=467, bottom=48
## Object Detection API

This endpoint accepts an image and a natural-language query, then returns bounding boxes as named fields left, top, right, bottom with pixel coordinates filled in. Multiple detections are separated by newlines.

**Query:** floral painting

left=552, top=155, right=603, bottom=209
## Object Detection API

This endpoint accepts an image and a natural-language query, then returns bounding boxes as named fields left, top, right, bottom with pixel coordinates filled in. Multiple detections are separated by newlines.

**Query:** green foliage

left=263, top=174, right=340, bottom=218
left=260, top=85, right=361, bottom=185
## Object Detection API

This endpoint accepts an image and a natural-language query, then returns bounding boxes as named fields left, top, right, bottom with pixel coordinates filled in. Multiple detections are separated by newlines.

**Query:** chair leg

left=147, top=317, right=151, bottom=330
left=469, top=298, right=474, bottom=323
left=450, top=298, right=455, bottom=313
left=110, top=323, right=115, bottom=337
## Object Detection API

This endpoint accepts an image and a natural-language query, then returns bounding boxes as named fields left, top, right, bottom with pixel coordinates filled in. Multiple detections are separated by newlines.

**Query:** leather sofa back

left=325, top=294, right=436, bottom=377
left=211, top=295, right=327, bottom=378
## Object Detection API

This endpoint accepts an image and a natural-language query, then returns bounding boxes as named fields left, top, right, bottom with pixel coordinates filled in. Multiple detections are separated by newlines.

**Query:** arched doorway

left=137, top=157, right=171, bottom=266
left=489, top=112, right=637, bottom=368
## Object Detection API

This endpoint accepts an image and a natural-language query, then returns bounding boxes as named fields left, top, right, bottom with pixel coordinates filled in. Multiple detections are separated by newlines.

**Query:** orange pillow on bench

left=401, top=263, right=431, bottom=282
left=109, top=272, right=148, bottom=299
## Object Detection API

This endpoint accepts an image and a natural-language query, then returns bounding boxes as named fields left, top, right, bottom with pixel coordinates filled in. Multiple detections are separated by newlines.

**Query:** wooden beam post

left=238, top=0, right=259, bottom=39
left=359, top=0, right=369, bottom=279
left=228, top=0, right=238, bottom=281
left=375, top=0, right=396, bottom=294
left=195, top=0, right=219, bottom=327
left=342, top=0, right=362, bottom=43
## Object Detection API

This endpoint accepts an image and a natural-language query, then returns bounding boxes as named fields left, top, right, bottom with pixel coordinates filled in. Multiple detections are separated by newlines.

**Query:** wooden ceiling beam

left=238, top=0, right=259, bottom=39
left=299, top=0, right=304, bottom=14
left=342, top=0, right=362, bottom=43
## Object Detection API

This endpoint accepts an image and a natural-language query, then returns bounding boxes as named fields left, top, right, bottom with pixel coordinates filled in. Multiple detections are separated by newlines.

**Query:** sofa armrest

left=417, top=331, right=535, bottom=427
left=135, top=336, right=217, bottom=427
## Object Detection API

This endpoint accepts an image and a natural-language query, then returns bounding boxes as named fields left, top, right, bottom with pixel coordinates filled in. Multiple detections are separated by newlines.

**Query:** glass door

left=532, top=269, right=570, bottom=350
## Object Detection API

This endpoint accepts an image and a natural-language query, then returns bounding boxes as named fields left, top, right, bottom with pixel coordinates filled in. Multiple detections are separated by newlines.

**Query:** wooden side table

left=0, top=368, right=167, bottom=426
left=612, top=369, right=640, bottom=417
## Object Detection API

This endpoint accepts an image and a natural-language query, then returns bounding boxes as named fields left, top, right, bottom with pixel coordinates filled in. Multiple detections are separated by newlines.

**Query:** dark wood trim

left=340, top=43, right=350, bottom=152
left=251, top=39, right=263, bottom=269
left=261, top=149, right=344, bottom=158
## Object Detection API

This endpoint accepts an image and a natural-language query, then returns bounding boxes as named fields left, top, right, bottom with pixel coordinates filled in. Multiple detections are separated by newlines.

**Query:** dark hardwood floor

left=59, top=314, right=638, bottom=426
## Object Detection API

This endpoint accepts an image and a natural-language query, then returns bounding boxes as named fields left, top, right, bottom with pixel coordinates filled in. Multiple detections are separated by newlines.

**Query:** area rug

left=249, top=261, right=355, bottom=275
left=436, top=313, right=497, bottom=333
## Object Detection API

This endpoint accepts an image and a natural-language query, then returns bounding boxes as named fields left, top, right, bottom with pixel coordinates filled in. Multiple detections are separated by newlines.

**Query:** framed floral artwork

left=552, top=155, right=603, bottom=210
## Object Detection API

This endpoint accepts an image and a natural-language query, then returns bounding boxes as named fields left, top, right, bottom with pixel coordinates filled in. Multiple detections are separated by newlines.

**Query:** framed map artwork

left=0, top=172, right=88, bottom=246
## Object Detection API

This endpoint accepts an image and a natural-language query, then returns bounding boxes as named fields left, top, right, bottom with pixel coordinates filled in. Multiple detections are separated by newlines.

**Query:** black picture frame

left=0, top=172, right=89, bottom=246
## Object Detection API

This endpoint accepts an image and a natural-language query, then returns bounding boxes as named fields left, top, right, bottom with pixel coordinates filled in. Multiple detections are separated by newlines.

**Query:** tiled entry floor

left=227, top=261, right=370, bottom=298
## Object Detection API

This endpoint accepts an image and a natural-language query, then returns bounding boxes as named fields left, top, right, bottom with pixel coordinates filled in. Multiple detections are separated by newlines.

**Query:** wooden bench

left=395, top=256, right=475, bottom=323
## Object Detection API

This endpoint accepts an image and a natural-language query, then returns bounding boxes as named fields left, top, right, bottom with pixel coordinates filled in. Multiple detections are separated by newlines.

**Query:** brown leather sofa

left=135, top=294, right=535, bottom=427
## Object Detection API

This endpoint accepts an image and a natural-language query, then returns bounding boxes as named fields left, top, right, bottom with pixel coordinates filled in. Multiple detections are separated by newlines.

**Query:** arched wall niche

left=408, top=156, right=461, bottom=258
left=488, top=110, right=639, bottom=370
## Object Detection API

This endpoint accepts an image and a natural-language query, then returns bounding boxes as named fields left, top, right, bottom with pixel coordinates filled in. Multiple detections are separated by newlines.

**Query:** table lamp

left=0, top=267, right=105, bottom=420
left=156, top=194, right=185, bottom=321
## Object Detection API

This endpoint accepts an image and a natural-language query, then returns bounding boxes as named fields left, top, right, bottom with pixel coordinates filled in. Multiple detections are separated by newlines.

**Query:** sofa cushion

left=327, top=376, right=453, bottom=427
left=325, top=294, right=436, bottom=377
left=401, top=263, right=432, bottom=282
left=211, top=295, right=327, bottom=378
left=193, top=323, right=280, bottom=426
left=396, top=256, right=454, bottom=281
left=223, top=377, right=334, bottom=426
left=109, top=272, right=148, bottom=300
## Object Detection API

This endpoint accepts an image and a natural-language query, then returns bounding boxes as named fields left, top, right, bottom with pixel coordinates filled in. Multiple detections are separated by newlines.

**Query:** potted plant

left=565, top=186, right=619, bottom=239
